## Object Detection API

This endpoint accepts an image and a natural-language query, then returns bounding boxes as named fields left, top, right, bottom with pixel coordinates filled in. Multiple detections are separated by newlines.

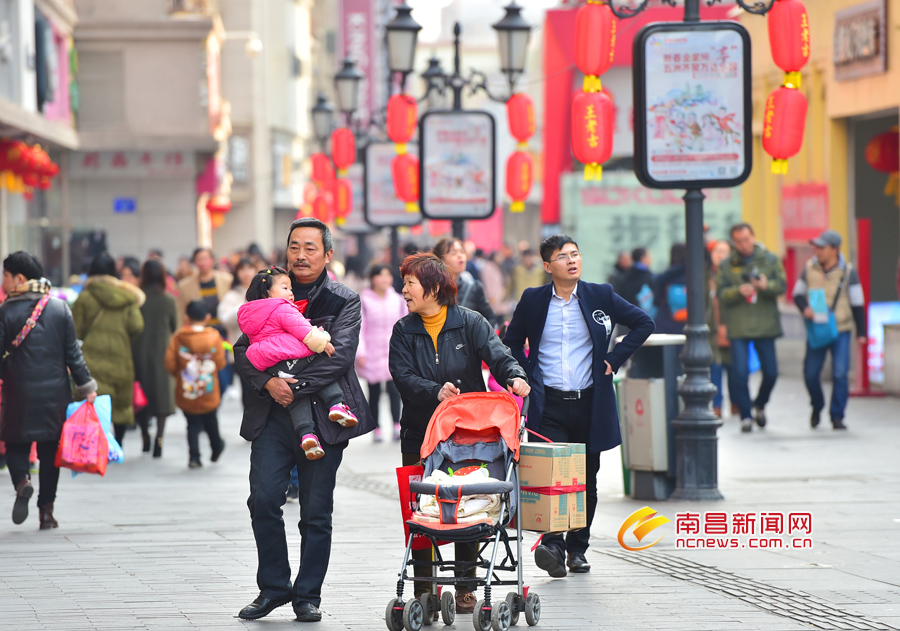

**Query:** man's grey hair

left=288, top=218, right=333, bottom=253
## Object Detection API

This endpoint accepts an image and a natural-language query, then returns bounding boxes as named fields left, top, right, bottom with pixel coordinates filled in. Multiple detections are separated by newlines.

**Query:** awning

left=0, top=96, right=79, bottom=150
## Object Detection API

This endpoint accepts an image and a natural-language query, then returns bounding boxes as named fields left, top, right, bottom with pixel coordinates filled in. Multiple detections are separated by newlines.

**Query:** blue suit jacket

left=504, top=281, right=654, bottom=453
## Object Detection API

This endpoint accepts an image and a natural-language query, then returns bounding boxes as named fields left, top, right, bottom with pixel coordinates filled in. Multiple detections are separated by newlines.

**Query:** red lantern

left=507, top=94, right=536, bottom=144
left=311, top=153, right=330, bottom=184
left=37, top=175, right=52, bottom=191
left=574, top=1, right=616, bottom=89
left=387, top=94, right=418, bottom=146
left=313, top=191, right=332, bottom=223
left=768, top=0, right=810, bottom=75
left=22, top=171, right=38, bottom=188
left=206, top=194, right=232, bottom=214
left=506, top=151, right=533, bottom=213
left=391, top=153, right=419, bottom=212
left=23, top=189, right=34, bottom=202
left=762, top=87, right=807, bottom=174
left=571, top=90, right=614, bottom=180
left=331, top=128, right=356, bottom=174
left=865, top=130, right=900, bottom=174
left=333, top=178, right=352, bottom=223
left=7, top=141, right=31, bottom=175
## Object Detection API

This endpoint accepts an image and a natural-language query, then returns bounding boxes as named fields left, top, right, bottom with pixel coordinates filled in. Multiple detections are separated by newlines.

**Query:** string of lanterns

left=0, top=140, right=60, bottom=201
left=571, top=0, right=616, bottom=181
left=762, top=0, right=810, bottom=174
left=865, top=128, right=900, bottom=205
left=301, top=130, right=355, bottom=226
left=387, top=94, right=420, bottom=213
left=505, top=93, right=535, bottom=212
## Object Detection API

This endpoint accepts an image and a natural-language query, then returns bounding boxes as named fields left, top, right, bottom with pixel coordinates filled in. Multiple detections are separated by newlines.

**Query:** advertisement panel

left=364, top=142, right=421, bottom=228
left=419, top=110, right=496, bottom=220
left=633, top=22, right=752, bottom=189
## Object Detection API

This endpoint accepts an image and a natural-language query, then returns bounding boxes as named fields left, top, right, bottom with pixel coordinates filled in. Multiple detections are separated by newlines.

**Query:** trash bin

left=619, top=333, right=685, bottom=501
left=614, top=373, right=629, bottom=497
left=883, top=324, right=900, bottom=396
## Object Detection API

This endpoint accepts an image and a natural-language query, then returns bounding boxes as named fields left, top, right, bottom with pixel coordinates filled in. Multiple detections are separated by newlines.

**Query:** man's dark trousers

left=535, top=389, right=601, bottom=558
left=248, top=410, right=346, bottom=608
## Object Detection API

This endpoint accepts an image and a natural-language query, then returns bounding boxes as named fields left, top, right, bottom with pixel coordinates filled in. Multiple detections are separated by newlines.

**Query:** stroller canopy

left=420, top=392, right=522, bottom=461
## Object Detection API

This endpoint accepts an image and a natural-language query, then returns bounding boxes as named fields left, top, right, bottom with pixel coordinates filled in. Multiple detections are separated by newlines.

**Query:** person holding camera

left=715, top=223, right=787, bottom=433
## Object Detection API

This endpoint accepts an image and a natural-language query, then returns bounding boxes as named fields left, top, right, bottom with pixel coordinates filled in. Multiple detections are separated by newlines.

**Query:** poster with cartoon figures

left=420, top=111, right=495, bottom=220
left=364, top=142, right=421, bottom=227
left=642, top=27, right=747, bottom=184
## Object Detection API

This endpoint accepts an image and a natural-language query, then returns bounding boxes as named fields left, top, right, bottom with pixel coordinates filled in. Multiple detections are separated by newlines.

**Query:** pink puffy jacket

left=237, top=298, right=330, bottom=372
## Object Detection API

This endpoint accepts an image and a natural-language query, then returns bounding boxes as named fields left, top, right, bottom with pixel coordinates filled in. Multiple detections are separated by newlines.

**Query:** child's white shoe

left=301, top=434, right=324, bottom=460
left=328, top=403, right=358, bottom=428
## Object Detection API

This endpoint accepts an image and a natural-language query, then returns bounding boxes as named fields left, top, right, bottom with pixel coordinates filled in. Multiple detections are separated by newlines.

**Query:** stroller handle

left=507, top=380, right=530, bottom=419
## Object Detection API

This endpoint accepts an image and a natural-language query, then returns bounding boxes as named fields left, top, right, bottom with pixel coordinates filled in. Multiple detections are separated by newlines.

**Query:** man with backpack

left=0, top=252, right=97, bottom=528
left=716, top=223, right=787, bottom=433
left=792, top=230, right=866, bottom=430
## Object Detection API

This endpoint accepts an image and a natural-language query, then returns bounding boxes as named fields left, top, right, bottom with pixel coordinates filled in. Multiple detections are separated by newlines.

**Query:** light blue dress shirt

left=539, top=284, right=594, bottom=391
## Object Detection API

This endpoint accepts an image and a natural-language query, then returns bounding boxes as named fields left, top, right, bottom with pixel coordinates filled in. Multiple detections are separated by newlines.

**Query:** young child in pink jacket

left=237, top=267, right=357, bottom=460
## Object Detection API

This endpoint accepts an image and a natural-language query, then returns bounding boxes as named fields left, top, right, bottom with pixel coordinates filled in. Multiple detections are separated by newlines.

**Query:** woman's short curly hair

left=399, top=253, right=458, bottom=307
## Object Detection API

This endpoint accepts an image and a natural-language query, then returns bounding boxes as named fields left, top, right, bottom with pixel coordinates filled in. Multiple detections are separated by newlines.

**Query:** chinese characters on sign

left=833, top=0, right=886, bottom=81
left=70, top=151, right=195, bottom=179
left=674, top=511, right=814, bottom=549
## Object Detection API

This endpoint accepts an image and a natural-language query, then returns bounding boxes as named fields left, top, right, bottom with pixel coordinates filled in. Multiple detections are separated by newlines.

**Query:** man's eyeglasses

left=552, top=251, right=582, bottom=263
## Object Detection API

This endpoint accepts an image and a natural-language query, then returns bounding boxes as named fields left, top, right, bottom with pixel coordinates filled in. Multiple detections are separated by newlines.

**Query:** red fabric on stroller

left=418, top=392, right=522, bottom=462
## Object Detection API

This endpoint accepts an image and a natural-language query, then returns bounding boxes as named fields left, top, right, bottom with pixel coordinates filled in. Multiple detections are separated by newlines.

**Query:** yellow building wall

left=740, top=0, right=900, bottom=257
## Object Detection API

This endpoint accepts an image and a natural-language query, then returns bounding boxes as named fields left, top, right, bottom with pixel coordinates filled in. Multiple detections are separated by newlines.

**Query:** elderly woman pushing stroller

left=389, top=253, right=530, bottom=615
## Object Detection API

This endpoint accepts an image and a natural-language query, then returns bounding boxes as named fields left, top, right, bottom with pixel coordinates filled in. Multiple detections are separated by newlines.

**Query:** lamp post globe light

left=385, top=2, right=422, bottom=77
left=334, top=58, right=364, bottom=116
left=421, top=56, right=447, bottom=110
left=311, top=93, right=334, bottom=146
left=493, top=1, right=532, bottom=92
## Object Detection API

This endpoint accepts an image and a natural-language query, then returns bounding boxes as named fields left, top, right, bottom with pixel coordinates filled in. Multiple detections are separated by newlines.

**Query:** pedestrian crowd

left=0, top=217, right=867, bottom=623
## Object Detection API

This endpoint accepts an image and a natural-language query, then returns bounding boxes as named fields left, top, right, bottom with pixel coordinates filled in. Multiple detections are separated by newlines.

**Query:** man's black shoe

left=811, top=409, right=821, bottom=428
left=754, top=406, right=767, bottom=428
left=238, top=594, right=291, bottom=620
left=295, top=602, right=322, bottom=622
left=567, top=552, right=591, bottom=573
left=832, top=417, right=847, bottom=430
left=534, top=545, right=567, bottom=578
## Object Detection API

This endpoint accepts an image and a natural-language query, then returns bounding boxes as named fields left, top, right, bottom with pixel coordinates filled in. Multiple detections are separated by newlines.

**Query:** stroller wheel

left=403, top=598, right=425, bottom=631
left=440, top=589, right=456, bottom=626
left=473, top=599, right=491, bottom=631
left=505, top=592, right=520, bottom=626
left=524, top=593, right=541, bottom=626
left=385, top=598, right=404, bottom=631
left=419, top=593, right=434, bottom=626
left=491, top=601, right=511, bottom=631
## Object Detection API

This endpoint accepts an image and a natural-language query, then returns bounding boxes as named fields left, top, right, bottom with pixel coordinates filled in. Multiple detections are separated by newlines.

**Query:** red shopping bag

left=133, top=381, right=148, bottom=410
left=396, top=465, right=450, bottom=551
left=55, top=401, right=109, bottom=476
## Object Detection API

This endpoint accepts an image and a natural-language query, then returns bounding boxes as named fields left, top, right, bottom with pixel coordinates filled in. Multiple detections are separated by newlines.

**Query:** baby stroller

left=386, top=392, right=540, bottom=631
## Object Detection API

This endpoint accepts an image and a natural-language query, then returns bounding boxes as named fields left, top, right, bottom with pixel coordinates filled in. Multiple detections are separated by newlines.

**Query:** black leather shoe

left=295, top=602, right=322, bottom=622
left=534, top=544, right=567, bottom=578
left=832, top=418, right=847, bottom=430
left=238, top=594, right=291, bottom=620
left=567, top=552, right=591, bottom=573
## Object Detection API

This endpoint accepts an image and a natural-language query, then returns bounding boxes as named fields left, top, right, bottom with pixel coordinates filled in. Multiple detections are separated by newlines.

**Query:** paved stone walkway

left=1, top=377, right=898, bottom=630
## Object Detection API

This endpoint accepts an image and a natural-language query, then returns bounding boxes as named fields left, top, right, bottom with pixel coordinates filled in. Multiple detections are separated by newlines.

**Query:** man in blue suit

left=504, top=234, right=654, bottom=576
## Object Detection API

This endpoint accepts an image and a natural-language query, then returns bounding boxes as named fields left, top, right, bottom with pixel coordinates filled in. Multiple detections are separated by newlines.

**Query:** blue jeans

left=711, top=363, right=725, bottom=409
left=803, top=331, right=851, bottom=421
left=730, top=338, right=778, bottom=420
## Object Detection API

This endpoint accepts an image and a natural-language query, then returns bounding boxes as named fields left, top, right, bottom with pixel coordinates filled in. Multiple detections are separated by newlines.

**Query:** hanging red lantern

left=23, top=189, right=34, bottom=202
left=762, top=86, right=807, bottom=174
left=331, top=128, right=356, bottom=175
left=865, top=130, right=900, bottom=174
left=387, top=94, right=418, bottom=146
left=313, top=191, right=332, bottom=223
left=391, top=153, right=419, bottom=212
left=37, top=176, right=52, bottom=191
left=571, top=90, right=614, bottom=180
left=574, top=1, right=616, bottom=92
left=47, top=162, right=59, bottom=178
left=311, top=153, right=331, bottom=186
left=768, top=0, right=810, bottom=82
left=332, top=178, right=352, bottom=224
left=505, top=151, right=533, bottom=213
left=507, top=93, right=536, bottom=144
left=206, top=194, right=232, bottom=214
left=0, top=140, right=13, bottom=172
left=7, top=141, right=32, bottom=175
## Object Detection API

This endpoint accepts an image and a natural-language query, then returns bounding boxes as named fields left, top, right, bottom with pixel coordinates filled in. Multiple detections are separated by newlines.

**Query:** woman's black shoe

left=152, top=438, right=163, bottom=458
left=238, top=594, right=292, bottom=620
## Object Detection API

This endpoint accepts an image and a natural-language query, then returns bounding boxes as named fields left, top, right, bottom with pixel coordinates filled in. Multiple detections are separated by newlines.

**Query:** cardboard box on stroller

left=518, top=443, right=587, bottom=532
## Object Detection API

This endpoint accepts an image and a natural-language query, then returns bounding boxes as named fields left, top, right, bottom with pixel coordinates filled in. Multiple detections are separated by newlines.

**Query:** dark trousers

left=185, top=411, right=223, bottom=461
left=730, top=338, right=779, bottom=421
left=804, top=331, right=851, bottom=421
left=287, top=382, right=344, bottom=438
left=401, top=452, right=478, bottom=595
left=6, top=440, right=60, bottom=508
left=537, top=390, right=601, bottom=558
left=368, top=381, right=401, bottom=429
left=248, top=411, right=346, bottom=608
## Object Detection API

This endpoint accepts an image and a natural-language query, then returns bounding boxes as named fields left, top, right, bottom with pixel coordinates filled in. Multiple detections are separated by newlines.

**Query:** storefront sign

left=419, top=110, right=496, bottom=220
left=561, top=171, right=742, bottom=284
left=834, top=0, right=887, bottom=81
left=113, top=198, right=136, bottom=214
left=70, top=151, right=195, bottom=179
left=364, top=142, right=421, bottom=228
left=781, top=183, right=829, bottom=242
left=340, top=0, right=378, bottom=127
left=633, top=21, right=752, bottom=189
